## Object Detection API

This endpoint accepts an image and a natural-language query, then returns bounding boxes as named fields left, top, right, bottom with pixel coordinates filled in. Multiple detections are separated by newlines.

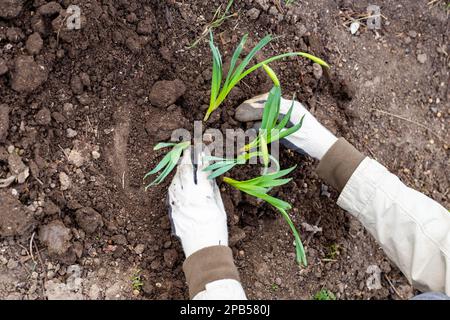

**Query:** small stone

left=321, top=184, right=331, bottom=197
left=417, top=53, right=427, bottom=64
left=59, top=172, right=71, bottom=191
left=408, top=30, right=417, bottom=38
left=134, top=244, right=145, bottom=255
left=39, top=220, right=72, bottom=255
left=68, top=149, right=85, bottom=167
left=66, top=128, right=78, bottom=138
left=247, top=8, right=261, bottom=20
left=25, top=33, right=43, bottom=55
left=35, top=107, right=52, bottom=125
left=91, top=150, right=101, bottom=159
left=75, top=207, right=103, bottom=234
left=149, top=79, right=186, bottom=108
left=312, top=63, right=323, bottom=79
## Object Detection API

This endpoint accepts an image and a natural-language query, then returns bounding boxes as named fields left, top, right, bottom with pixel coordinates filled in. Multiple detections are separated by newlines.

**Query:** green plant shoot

left=204, top=32, right=329, bottom=121
left=203, top=152, right=280, bottom=180
left=143, top=141, right=190, bottom=189
left=243, top=74, right=305, bottom=166
left=223, top=166, right=307, bottom=266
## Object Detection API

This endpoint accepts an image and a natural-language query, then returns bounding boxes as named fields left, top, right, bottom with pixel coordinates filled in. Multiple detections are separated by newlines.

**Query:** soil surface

left=0, top=0, right=448, bottom=300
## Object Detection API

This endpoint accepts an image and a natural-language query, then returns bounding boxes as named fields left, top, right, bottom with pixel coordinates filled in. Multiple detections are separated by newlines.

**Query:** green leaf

left=204, top=32, right=329, bottom=120
left=144, top=141, right=190, bottom=188
left=154, top=142, right=177, bottom=150
left=223, top=34, right=248, bottom=90
left=207, top=163, right=236, bottom=179
left=262, top=64, right=280, bottom=87
left=223, top=169, right=307, bottom=266
left=203, top=160, right=237, bottom=172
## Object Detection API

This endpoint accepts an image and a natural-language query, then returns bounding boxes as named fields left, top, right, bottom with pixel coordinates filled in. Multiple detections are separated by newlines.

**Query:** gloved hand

left=235, top=93, right=337, bottom=160
left=168, top=148, right=228, bottom=258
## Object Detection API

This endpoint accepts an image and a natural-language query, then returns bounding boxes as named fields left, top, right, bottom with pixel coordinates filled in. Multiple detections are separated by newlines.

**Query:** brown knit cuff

left=316, top=138, right=365, bottom=192
left=183, top=245, right=240, bottom=299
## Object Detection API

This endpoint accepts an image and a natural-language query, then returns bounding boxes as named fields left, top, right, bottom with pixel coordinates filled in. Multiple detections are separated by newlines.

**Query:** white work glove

left=168, top=148, right=228, bottom=258
left=235, top=93, right=337, bottom=160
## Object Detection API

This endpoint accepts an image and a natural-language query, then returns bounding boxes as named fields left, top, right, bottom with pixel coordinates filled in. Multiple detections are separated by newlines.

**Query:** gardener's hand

left=168, top=148, right=228, bottom=258
left=235, top=93, right=337, bottom=160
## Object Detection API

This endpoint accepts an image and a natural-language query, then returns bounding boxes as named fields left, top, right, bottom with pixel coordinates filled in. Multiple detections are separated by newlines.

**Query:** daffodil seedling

left=223, top=166, right=307, bottom=266
left=204, top=32, right=329, bottom=121
left=203, top=152, right=280, bottom=180
left=143, top=141, right=190, bottom=189
left=243, top=64, right=305, bottom=167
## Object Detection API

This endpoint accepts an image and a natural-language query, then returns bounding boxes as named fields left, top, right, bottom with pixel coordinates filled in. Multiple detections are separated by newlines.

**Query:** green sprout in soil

left=203, top=64, right=302, bottom=178
left=313, top=288, right=336, bottom=300
left=189, top=0, right=237, bottom=48
left=223, top=166, right=307, bottom=266
left=143, top=141, right=190, bottom=189
left=131, top=270, right=144, bottom=291
left=204, top=31, right=329, bottom=121
left=326, top=243, right=340, bottom=260
left=243, top=64, right=304, bottom=167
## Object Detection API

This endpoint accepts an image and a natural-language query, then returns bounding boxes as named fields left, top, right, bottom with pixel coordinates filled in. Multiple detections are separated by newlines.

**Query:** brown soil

left=0, top=0, right=448, bottom=300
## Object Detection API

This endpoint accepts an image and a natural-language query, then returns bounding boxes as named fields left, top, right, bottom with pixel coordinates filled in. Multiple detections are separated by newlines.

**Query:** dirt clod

left=163, top=249, right=178, bottom=268
left=35, top=107, right=52, bottom=125
left=26, top=33, right=44, bottom=55
left=137, top=19, right=154, bottom=35
left=144, top=107, right=188, bottom=141
left=0, top=0, right=23, bottom=19
left=37, top=2, right=62, bottom=16
left=0, top=190, right=35, bottom=237
left=39, top=220, right=72, bottom=256
left=10, top=56, right=48, bottom=93
left=75, top=207, right=104, bottom=234
left=148, top=79, right=186, bottom=108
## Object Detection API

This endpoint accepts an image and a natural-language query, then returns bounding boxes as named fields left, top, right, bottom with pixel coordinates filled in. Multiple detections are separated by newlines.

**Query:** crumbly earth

left=0, top=0, right=448, bottom=300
